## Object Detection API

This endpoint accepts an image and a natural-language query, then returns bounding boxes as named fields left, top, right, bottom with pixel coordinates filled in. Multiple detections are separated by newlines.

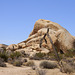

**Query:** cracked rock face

left=24, top=19, right=75, bottom=53
left=6, top=19, right=75, bottom=54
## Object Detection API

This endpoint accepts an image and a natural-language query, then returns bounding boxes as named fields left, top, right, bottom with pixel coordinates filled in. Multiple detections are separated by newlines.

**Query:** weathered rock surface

left=0, top=44, right=8, bottom=49
left=6, top=44, right=18, bottom=51
left=6, top=43, right=26, bottom=51
left=23, top=19, right=75, bottom=53
left=6, top=19, right=75, bottom=54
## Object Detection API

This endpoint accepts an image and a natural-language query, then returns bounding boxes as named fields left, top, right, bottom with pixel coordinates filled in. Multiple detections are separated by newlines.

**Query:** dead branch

left=39, top=28, right=60, bottom=61
left=39, top=28, right=64, bottom=72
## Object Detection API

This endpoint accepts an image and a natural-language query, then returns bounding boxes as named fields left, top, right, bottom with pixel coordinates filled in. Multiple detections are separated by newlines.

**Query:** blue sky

left=0, top=0, right=75, bottom=45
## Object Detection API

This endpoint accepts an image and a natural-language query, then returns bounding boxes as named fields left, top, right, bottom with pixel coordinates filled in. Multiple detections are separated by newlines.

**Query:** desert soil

left=0, top=60, right=75, bottom=75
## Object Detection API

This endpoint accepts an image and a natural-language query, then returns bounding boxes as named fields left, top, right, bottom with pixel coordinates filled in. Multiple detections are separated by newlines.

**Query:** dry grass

left=60, top=60, right=74, bottom=74
left=40, top=61, right=57, bottom=69
left=61, top=58, right=75, bottom=73
left=23, top=61, right=35, bottom=67
left=10, top=51, right=21, bottom=59
left=63, top=64, right=74, bottom=73
left=36, top=68, right=47, bottom=75
left=13, top=60, right=22, bottom=67
left=29, top=52, right=46, bottom=60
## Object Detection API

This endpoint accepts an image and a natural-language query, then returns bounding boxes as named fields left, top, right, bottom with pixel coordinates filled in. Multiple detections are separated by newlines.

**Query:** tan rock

left=27, top=19, right=75, bottom=52
left=29, top=52, right=36, bottom=58
left=29, top=19, right=63, bottom=36
left=6, top=44, right=18, bottom=51
left=40, top=47, right=49, bottom=53
left=0, top=44, right=8, bottom=49
left=8, top=19, right=75, bottom=54
left=15, top=48, right=26, bottom=52
left=18, top=43, right=26, bottom=48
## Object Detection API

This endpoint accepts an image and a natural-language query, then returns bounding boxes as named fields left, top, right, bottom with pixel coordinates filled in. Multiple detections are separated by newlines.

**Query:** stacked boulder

left=0, top=44, right=8, bottom=49
left=6, top=19, right=75, bottom=55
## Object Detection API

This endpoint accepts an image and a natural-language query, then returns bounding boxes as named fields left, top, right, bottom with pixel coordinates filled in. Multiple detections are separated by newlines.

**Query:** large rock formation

left=0, top=44, right=8, bottom=49
left=6, top=19, right=75, bottom=54
left=6, top=43, right=26, bottom=51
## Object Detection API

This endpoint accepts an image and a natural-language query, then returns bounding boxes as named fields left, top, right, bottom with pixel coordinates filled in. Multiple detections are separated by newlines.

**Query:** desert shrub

left=30, top=52, right=63, bottom=60
left=0, top=58, right=6, bottom=67
left=68, top=49, right=75, bottom=53
left=36, top=52, right=46, bottom=58
left=65, top=49, right=75, bottom=58
left=24, top=61, right=35, bottom=67
left=40, top=61, right=57, bottom=69
left=21, top=58, right=27, bottom=63
left=58, top=54, right=64, bottom=60
left=0, top=62, right=6, bottom=67
left=10, top=51, right=21, bottom=59
left=30, top=52, right=46, bottom=60
left=50, top=51, right=65, bottom=59
left=47, top=52, right=59, bottom=61
left=62, top=64, right=74, bottom=73
left=66, top=58, right=74, bottom=63
left=35, top=52, right=46, bottom=59
left=65, top=53, right=73, bottom=58
left=13, top=60, right=22, bottom=67
left=6, top=50, right=13, bottom=56
left=65, top=58, right=75, bottom=70
left=47, top=49, right=75, bottom=60
left=47, top=52, right=55, bottom=56
left=29, top=56, right=41, bottom=60
left=7, top=57, right=13, bottom=64
left=36, top=68, right=47, bottom=75
left=0, top=51, right=8, bottom=62
left=60, top=58, right=75, bottom=73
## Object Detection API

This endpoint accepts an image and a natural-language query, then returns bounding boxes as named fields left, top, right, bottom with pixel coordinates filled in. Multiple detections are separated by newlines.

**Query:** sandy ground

left=0, top=63, right=36, bottom=75
left=0, top=61, right=75, bottom=75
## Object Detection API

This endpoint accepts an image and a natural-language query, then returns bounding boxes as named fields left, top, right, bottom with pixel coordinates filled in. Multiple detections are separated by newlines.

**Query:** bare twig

left=39, top=28, right=64, bottom=72
left=39, top=28, right=60, bottom=61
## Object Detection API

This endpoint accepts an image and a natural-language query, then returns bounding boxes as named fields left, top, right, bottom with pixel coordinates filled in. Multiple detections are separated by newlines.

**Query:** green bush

left=58, top=54, right=64, bottom=60
left=35, top=52, right=46, bottom=58
left=65, top=49, right=75, bottom=58
left=47, top=52, right=61, bottom=60
left=30, top=52, right=47, bottom=60
left=40, top=61, right=57, bottom=69
left=0, top=51, right=8, bottom=62
left=47, top=52, right=55, bottom=56
left=13, top=60, right=22, bottom=67
left=10, top=51, right=21, bottom=59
